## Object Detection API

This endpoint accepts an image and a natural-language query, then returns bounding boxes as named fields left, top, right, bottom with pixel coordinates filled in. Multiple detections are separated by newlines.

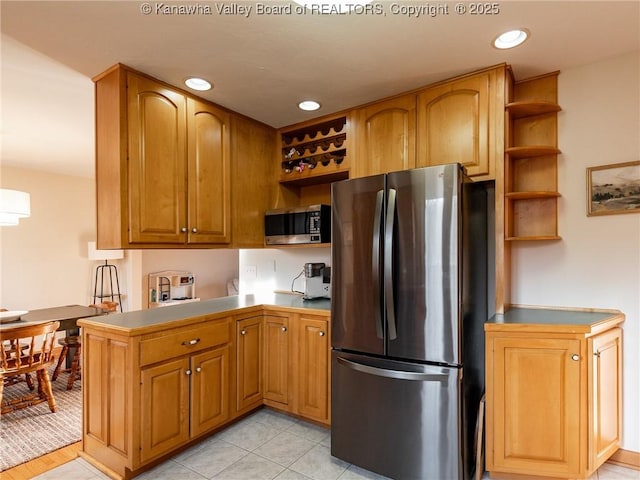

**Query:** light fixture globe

left=0, top=189, right=31, bottom=226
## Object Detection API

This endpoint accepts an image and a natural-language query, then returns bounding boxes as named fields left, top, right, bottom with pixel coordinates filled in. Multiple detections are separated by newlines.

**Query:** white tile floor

left=33, top=408, right=639, bottom=480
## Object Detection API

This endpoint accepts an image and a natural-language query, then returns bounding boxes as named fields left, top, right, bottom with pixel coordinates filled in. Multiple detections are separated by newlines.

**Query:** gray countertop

left=488, top=307, right=619, bottom=325
left=78, top=293, right=330, bottom=334
left=486, top=306, right=624, bottom=334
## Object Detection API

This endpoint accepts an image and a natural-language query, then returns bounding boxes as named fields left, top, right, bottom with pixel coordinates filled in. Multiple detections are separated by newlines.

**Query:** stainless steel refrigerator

left=331, top=163, right=489, bottom=480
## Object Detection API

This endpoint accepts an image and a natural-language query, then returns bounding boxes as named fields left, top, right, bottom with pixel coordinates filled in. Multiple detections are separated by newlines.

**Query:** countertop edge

left=78, top=298, right=329, bottom=336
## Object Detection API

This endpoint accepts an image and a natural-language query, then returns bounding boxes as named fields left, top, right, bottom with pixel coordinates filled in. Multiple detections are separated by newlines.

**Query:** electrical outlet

left=244, top=265, right=257, bottom=279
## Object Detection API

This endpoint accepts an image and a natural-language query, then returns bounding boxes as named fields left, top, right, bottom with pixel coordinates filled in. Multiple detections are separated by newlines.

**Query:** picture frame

left=587, top=160, right=640, bottom=216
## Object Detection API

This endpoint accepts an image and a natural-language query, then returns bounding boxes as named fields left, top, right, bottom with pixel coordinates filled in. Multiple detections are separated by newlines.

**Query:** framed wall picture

left=587, top=160, right=640, bottom=216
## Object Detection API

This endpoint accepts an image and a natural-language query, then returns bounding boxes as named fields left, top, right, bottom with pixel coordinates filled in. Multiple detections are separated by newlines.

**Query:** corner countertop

left=486, top=306, right=624, bottom=335
left=78, top=293, right=330, bottom=335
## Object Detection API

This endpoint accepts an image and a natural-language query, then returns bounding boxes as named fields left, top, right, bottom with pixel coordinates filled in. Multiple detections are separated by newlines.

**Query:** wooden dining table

left=0, top=305, right=108, bottom=333
left=0, top=305, right=109, bottom=366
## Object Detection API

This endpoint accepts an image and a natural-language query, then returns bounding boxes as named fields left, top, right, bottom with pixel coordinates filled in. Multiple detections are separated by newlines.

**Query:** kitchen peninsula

left=77, top=293, right=330, bottom=480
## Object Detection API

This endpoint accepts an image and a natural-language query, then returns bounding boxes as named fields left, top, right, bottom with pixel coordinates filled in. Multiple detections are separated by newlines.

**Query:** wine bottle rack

left=280, top=116, right=349, bottom=185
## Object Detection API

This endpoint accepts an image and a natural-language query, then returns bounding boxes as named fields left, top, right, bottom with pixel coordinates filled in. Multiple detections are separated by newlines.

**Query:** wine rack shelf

left=280, top=115, right=349, bottom=184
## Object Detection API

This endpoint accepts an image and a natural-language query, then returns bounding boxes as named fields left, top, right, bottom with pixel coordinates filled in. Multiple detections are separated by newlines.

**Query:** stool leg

left=25, top=373, right=34, bottom=390
left=67, top=344, right=81, bottom=390
left=52, top=346, right=69, bottom=381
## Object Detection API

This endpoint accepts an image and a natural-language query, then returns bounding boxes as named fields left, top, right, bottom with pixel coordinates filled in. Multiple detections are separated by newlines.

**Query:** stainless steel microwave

left=264, top=204, right=331, bottom=245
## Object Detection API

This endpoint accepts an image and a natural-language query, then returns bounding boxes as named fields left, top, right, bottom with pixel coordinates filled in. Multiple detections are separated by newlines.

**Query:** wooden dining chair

left=0, top=320, right=60, bottom=414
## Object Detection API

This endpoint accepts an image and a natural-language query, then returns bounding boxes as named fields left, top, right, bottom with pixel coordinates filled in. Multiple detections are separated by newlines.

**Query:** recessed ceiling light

left=184, top=77, right=212, bottom=91
left=298, top=100, right=321, bottom=111
left=493, top=29, right=529, bottom=49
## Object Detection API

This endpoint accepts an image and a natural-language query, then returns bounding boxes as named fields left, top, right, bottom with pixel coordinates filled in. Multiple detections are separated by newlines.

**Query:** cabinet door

left=263, top=314, right=290, bottom=405
left=191, top=345, right=230, bottom=437
left=354, top=95, right=416, bottom=177
left=236, top=316, right=263, bottom=410
left=488, top=336, right=582, bottom=477
left=589, top=328, right=622, bottom=470
left=187, top=99, right=231, bottom=244
left=298, top=315, right=329, bottom=423
left=140, top=357, right=190, bottom=462
left=127, top=72, right=188, bottom=244
left=417, top=70, right=493, bottom=178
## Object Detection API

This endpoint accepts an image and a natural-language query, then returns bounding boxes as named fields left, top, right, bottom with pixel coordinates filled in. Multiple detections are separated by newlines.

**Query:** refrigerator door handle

left=372, top=189, right=384, bottom=340
left=384, top=188, right=398, bottom=340
left=336, top=357, right=448, bottom=383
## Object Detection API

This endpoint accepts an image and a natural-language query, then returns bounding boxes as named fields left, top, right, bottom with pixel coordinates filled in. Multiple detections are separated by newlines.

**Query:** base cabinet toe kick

left=79, top=304, right=330, bottom=479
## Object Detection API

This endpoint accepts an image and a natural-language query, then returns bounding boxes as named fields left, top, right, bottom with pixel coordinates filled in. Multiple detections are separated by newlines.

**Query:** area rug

left=0, top=366, right=81, bottom=471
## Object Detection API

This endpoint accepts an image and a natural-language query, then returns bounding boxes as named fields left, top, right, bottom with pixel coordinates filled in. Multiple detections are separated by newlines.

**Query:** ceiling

left=1, top=1, right=639, bottom=178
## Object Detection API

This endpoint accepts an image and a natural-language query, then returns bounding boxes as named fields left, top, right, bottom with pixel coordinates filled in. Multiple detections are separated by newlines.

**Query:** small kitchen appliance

left=264, top=204, right=331, bottom=245
left=148, top=270, right=199, bottom=308
left=303, top=262, right=331, bottom=300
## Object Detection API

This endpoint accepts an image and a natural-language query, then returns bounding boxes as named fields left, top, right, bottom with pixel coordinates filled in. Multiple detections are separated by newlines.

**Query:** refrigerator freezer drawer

left=331, top=351, right=463, bottom=480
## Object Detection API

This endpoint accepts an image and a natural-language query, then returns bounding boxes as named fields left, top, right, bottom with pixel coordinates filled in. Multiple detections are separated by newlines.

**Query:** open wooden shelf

left=506, top=101, right=561, bottom=119
left=505, top=146, right=561, bottom=158
left=504, top=72, right=561, bottom=242
left=505, top=191, right=561, bottom=200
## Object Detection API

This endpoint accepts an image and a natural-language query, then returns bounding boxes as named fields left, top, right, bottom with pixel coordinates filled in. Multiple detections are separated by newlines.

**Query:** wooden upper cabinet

left=94, top=64, right=231, bottom=248
left=417, top=66, right=504, bottom=181
left=187, top=98, right=231, bottom=244
left=128, top=73, right=188, bottom=244
left=354, top=95, right=416, bottom=178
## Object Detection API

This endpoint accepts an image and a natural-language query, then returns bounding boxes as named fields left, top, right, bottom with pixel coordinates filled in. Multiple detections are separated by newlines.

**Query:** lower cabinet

left=297, top=314, right=330, bottom=423
left=263, top=314, right=290, bottom=406
left=257, top=311, right=331, bottom=425
left=82, top=316, right=233, bottom=478
left=236, top=315, right=263, bottom=411
left=80, top=308, right=330, bottom=479
left=140, top=345, right=229, bottom=462
left=486, top=320, right=622, bottom=479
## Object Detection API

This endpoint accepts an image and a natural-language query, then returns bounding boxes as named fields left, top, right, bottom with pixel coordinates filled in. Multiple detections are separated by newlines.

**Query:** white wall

left=511, top=52, right=640, bottom=451
left=239, top=247, right=331, bottom=300
left=139, top=249, right=239, bottom=309
left=0, top=167, right=240, bottom=312
left=0, top=166, right=98, bottom=310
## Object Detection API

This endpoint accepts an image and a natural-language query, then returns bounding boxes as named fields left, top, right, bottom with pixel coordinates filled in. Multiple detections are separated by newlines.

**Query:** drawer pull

left=571, top=354, right=580, bottom=361
left=182, top=338, right=201, bottom=346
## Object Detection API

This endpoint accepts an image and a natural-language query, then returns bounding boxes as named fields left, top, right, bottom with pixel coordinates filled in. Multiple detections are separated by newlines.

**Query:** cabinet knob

left=192, top=227, right=198, bottom=233
left=319, top=331, right=325, bottom=337
left=182, top=338, right=200, bottom=346
left=196, top=367, right=202, bottom=373
left=181, top=227, right=187, bottom=233
left=571, top=354, right=580, bottom=361
left=185, top=369, right=192, bottom=376
left=241, top=330, right=246, bottom=335
left=282, top=326, right=287, bottom=332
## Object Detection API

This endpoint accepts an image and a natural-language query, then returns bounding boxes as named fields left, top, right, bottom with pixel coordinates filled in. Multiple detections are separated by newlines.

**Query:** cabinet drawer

left=140, top=319, right=231, bottom=366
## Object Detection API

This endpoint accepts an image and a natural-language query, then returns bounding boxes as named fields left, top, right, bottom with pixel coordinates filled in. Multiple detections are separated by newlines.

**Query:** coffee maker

left=303, top=262, right=331, bottom=300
